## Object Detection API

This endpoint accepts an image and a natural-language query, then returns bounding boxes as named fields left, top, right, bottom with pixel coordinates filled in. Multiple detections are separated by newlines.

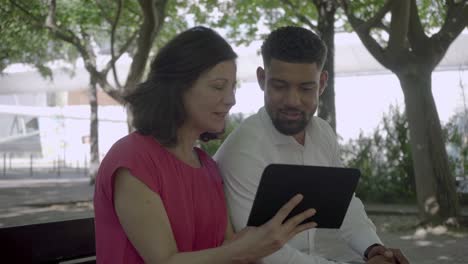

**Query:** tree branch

left=45, top=0, right=57, bottom=29
left=103, top=28, right=139, bottom=75
left=375, top=21, right=391, bottom=33
left=40, top=0, right=92, bottom=61
left=339, top=0, right=389, bottom=68
left=367, top=0, right=393, bottom=30
left=407, top=0, right=429, bottom=53
left=110, top=0, right=124, bottom=89
left=12, top=0, right=120, bottom=99
left=94, top=0, right=114, bottom=25
left=95, top=74, right=124, bottom=104
left=341, top=0, right=392, bottom=33
left=280, top=0, right=318, bottom=31
left=387, top=0, right=410, bottom=53
left=9, top=0, right=42, bottom=23
left=355, top=30, right=389, bottom=68
left=124, top=0, right=168, bottom=91
left=431, top=0, right=468, bottom=57
left=11, top=0, right=89, bottom=61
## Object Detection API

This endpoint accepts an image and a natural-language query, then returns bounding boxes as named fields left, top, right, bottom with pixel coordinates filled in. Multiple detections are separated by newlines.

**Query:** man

left=214, top=26, right=409, bottom=264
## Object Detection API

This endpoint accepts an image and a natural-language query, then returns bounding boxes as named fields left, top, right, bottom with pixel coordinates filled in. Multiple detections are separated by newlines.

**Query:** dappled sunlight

left=424, top=196, right=440, bottom=215
left=437, top=256, right=451, bottom=261
left=399, top=225, right=467, bottom=241
left=360, top=214, right=468, bottom=263
left=414, top=240, right=432, bottom=246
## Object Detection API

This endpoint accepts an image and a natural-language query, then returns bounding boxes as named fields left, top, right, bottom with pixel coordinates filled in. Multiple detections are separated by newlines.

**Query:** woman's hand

left=227, top=194, right=316, bottom=263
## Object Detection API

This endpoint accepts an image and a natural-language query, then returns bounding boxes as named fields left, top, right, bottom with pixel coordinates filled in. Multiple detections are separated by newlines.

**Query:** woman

left=94, top=26, right=317, bottom=264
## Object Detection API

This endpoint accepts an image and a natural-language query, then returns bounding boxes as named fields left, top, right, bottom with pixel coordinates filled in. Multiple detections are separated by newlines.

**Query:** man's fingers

left=272, top=194, right=303, bottom=223
left=391, top=248, right=409, bottom=264
left=384, top=250, right=394, bottom=259
left=368, top=245, right=393, bottom=259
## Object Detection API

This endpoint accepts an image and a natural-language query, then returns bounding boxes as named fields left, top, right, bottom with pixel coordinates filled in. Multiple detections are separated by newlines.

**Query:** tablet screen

left=247, top=164, right=360, bottom=229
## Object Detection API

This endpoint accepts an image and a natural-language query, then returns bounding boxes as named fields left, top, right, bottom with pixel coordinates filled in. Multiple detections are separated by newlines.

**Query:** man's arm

left=215, top=146, right=347, bottom=264
left=327, top=122, right=408, bottom=263
left=338, top=195, right=382, bottom=256
left=326, top=125, right=383, bottom=257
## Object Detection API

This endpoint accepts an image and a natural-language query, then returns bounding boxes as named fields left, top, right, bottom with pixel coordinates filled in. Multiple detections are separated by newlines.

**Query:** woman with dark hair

left=93, top=27, right=316, bottom=264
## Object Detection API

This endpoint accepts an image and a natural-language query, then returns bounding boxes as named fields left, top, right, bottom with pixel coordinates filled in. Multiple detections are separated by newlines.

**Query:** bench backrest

left=0, top=217, right=96, bottom=263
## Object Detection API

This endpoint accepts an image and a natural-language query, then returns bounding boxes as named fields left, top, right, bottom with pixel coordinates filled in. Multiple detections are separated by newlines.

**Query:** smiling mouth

left=279, top=110, right=302, bottom=120
left=214, top=112, right=228, bottom=118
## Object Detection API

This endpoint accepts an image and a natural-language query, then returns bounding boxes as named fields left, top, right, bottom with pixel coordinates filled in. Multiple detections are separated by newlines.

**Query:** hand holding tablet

left=227, top=194, right=317, bottom=263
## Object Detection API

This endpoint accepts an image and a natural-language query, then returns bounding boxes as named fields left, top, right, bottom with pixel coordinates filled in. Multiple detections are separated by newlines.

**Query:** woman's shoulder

left=194, top=147, right=215, bottom=165
left=108, top=132, right=165, bottom=156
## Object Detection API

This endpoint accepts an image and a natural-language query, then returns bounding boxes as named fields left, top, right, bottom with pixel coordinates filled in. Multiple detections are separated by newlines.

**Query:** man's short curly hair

left=261, top=26, right=327, bottom=69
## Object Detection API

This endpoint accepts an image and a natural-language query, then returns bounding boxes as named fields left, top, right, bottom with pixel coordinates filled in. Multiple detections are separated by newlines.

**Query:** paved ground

left=1, top=178, right=467, bottom=264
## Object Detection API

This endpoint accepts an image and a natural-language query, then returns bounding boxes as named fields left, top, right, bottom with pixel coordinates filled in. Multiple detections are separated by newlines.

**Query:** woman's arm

left=114, top=168, right=240, bottom=263
left=224, top=206, right=237, bottom=243
left=114, top=168, right=316, bottom=264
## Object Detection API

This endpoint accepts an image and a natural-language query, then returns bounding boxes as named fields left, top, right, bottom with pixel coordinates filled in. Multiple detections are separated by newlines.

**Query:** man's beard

left=270, top=108, right=310, bottom=135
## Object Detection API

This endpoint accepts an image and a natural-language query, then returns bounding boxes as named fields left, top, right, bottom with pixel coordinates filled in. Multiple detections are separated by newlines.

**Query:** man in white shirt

left=214, top=26, right=409, bottom=264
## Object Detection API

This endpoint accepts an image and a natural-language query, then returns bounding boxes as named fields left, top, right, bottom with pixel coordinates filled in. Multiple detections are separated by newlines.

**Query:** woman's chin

left=208, top=124, right=225, bottom=134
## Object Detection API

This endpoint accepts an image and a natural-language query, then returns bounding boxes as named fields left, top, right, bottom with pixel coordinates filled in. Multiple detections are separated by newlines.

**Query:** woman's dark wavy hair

left=124, top=26, right=237, bottom=147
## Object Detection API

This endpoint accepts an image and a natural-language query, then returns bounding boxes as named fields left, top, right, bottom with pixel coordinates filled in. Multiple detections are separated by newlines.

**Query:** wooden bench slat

left=0, top=217, right=96, bottom=263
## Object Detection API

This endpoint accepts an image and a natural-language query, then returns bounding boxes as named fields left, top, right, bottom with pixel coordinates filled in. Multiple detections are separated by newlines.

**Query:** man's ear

left=256, top=66, right=266, bottom=91
left=319, top=70, right=328, bottom=96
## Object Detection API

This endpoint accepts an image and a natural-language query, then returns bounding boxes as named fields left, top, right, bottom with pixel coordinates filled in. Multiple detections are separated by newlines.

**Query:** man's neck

left=292, top=130, right=306, bottom=146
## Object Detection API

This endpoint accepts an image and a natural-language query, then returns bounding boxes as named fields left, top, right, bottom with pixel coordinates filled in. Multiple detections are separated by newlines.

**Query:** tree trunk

left=126, top=107, right=135, bottom=133
left=398, top=68, right=459, bottom=224
left=316, top=0, right=337, bottom=132
left=88, top=78, right=100, bottom=185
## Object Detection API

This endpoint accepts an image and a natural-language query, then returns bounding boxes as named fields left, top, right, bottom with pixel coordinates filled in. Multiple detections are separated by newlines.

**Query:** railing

left=1, top=152, right=89, bottom=179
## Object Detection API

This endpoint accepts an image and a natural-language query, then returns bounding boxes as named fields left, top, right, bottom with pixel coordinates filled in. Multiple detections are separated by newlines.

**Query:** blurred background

left=1, top=1, right=467, bottom=263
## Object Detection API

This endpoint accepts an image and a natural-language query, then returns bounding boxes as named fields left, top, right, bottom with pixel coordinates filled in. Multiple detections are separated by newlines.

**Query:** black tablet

left=247, top=164, right=360, bottom=229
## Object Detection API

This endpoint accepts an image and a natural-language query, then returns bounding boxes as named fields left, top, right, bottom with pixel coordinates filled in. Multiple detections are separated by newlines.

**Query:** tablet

left=247, top=164, right=360, bottom=229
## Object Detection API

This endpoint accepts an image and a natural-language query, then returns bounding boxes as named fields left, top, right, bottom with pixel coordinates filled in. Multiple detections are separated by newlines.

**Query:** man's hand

left=366, top=255, right=394, bottom=264
left=367, top=245, right=409, bottom=264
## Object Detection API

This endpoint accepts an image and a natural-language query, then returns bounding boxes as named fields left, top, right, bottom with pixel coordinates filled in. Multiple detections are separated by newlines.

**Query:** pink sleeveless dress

left=94, top=132, right=227, bottom=263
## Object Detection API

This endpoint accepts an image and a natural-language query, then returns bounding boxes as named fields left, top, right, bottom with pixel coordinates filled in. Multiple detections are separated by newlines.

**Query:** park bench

left=0, top=217, right=96, bottom=263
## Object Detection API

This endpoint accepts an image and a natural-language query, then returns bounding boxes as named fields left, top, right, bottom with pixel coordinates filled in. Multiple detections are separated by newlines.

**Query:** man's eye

left=212, top=86, right=224, bottom=90
left=272, top=83, right=286, bottom=89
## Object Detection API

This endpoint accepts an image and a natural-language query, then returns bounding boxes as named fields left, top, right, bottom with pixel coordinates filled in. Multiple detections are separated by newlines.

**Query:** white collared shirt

left=214, top=107, right=382, bottom=264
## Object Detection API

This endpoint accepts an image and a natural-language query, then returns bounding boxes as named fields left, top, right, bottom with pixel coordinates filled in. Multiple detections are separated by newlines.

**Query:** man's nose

left=284, top=88, right=301, bottom=107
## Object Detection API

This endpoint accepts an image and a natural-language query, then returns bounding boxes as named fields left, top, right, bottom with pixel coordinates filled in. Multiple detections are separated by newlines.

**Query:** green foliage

left=0, top=1, right=68, bottom=77
left=195, top=0, right=320, bottom=46
left=343, top=105, right=468, bottom=203
left=342, top=105, right=416, bottom=203
left=154, top=0, right=190, bottom=50
left=416, top=0, right=447, bottom=32
left=1, top=0, right=182, bottom=78
left=444, top=111, right=468, bottom=178
left=346, top=0, right=449, bottom=37
left=200, top=113, right=245, bottom=156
